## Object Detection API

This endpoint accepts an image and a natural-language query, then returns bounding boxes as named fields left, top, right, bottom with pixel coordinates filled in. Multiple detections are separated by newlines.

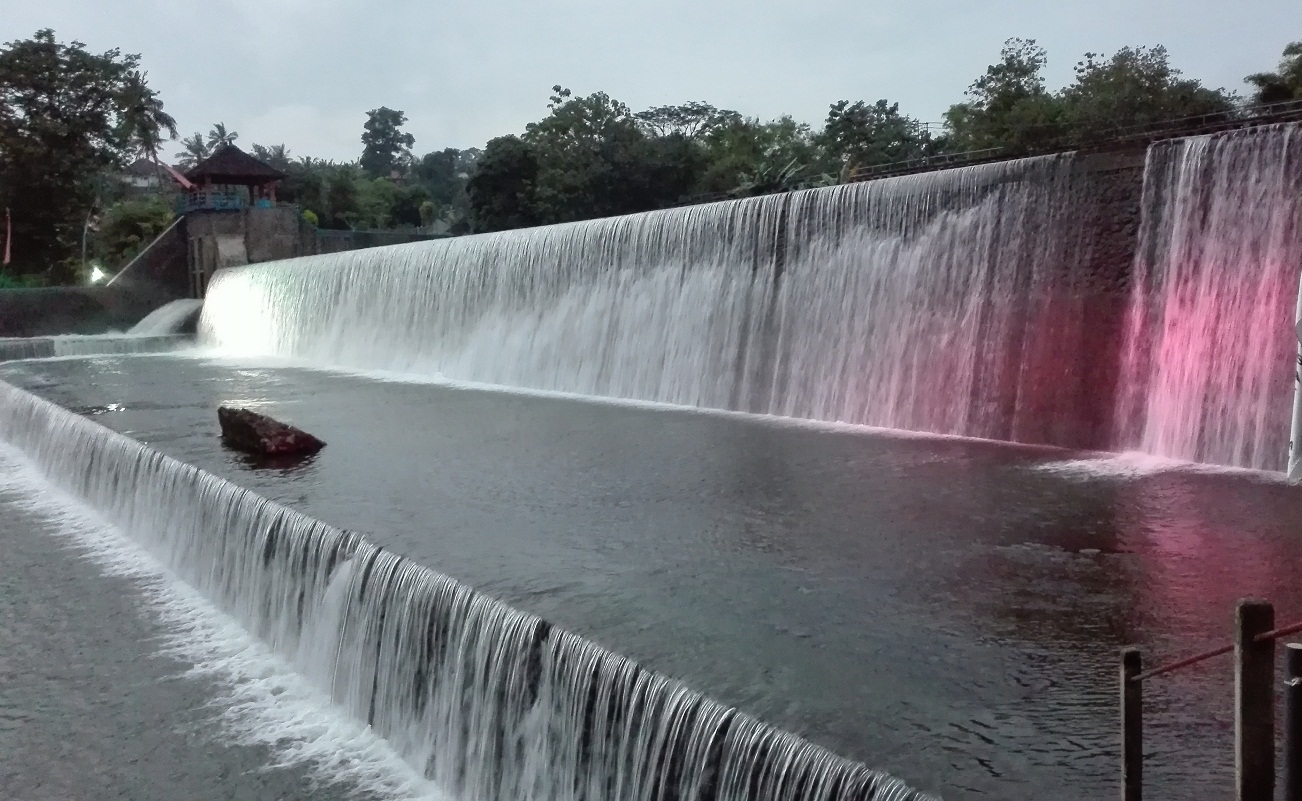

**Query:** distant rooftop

left=186, top=144, right=286, bottom=184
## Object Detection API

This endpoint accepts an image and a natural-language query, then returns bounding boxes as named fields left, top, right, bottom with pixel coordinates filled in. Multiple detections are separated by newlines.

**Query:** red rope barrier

left=1254, top=619, right=1302, bottom=644
left=1130, top=618, right=1302, bottom=684
left=1131, top=643, right=1234, bottom=683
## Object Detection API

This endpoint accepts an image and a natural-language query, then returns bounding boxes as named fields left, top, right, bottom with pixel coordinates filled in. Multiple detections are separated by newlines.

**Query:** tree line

left=2, top=29, right=1300, bottom=284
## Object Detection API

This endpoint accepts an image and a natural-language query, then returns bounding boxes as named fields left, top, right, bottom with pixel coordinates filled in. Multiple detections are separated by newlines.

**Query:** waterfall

left=1115, top=123, right=1302, bottom=471
left=202, top=154, right=1105, bottom=446
left=0, top=378, right=930, bottom=801
left=128, top=298, right=203, bottom=336
left=198, top=126, right=1302, bottom=468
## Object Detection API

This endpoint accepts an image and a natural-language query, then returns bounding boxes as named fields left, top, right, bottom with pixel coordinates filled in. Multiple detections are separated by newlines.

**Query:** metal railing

left=176, top=190, right=249, bottom=213
left=1121, top=598, right=1302, bottom=801
left=849, top=98, right=1302, bottom=184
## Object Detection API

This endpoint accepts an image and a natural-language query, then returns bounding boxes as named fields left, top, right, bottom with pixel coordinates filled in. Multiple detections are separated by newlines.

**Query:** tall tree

left=818, top=99, right=931, bottom=176
left=467, top=135, right=540, bottom=232
left=522, top=87, right=652, bottom=222
left=205, top=122, right=238, bottom=150
left=0, top=29, right=174, bottom=278
left=412, top=147, right=476, bottom=231
left=176, top=133, right=209, bottom=169
left=1060, top=46, right=1235, bottom=139
left=944, top=38, right=1065, bottom=154
left=635, top=102, right=741, bottom=140
left=1246, top=42, right=1302, bottom=104
left=251, top=143, right=292, bottom=170
left=360, top=107, right=415, bottom=178
left=116, top=70, right=177, bottom=166
left=699, top=116, right=825, bottom=196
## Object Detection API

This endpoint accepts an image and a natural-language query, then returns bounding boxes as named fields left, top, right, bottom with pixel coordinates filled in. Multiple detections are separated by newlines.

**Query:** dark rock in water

left=217, top=407, right=325, bottom=456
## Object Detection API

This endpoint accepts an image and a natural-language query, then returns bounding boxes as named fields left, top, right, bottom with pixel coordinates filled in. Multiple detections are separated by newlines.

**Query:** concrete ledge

left=0, top=334, right=190, bottom=362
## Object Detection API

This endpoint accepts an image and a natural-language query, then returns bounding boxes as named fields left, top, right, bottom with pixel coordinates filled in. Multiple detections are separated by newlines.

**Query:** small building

left=181, top=144, right=287, bottom=213
left=120, top=158, right=192, bottom=195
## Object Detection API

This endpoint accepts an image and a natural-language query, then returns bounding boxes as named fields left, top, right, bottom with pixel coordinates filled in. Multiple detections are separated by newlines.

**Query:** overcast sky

left=5, top=1, right=1300, bottom=163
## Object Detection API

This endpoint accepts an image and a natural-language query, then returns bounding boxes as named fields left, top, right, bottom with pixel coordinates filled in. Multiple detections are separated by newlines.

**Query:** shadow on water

left=228, top=448, right=323, bottom=474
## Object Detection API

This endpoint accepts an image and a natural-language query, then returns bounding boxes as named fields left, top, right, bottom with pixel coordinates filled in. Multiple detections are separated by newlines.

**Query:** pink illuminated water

left=199, top=125, right=1302, bottom=470
left=202, top=156, right=1099, bottom=446
left=1116, top=123, right=1302, bottom=471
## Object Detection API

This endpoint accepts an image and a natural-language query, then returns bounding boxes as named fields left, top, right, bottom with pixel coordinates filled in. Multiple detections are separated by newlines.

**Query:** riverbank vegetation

left=2, top=29, right=1299, bottom=282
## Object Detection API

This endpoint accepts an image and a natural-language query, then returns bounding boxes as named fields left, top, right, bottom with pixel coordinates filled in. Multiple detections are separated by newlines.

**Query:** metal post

left=1285, top=643, right=1302, bottom=801
left=1121, top=647, right=1142, bottom=801
left=1287, top=288, right=1302, bottom=480
left=1236, top=599, right=1275, bottom=801
left=1288, top=239, right=1302, bottom=480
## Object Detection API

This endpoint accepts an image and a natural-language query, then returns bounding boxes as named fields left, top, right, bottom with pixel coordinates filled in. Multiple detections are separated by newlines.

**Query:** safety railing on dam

left=849, top=98, right=1302, bottom=183
left=1121, top=599, right=1302, bottom=801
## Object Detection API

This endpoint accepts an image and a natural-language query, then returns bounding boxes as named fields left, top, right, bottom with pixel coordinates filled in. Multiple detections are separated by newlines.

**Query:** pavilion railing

left=177, top=189, right=249, bottom=214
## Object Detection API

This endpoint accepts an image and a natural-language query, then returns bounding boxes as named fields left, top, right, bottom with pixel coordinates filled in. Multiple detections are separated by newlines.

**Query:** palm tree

left=251, top=143, right=291, bottom=170
left=1246, top=42, right=1302, bottom=104
left=177, top=133, right=210, bottom=170
left=205, top=122, right=239, bottom=151
left=117, top=71, right=178, bottom=168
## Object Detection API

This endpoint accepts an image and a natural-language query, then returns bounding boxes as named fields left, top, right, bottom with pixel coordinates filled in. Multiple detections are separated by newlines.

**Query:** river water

left=5, top=351, right=1302, bottom=799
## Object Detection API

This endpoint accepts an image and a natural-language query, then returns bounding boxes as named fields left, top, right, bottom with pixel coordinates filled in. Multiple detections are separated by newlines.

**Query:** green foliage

left=177, top=133, right=209, bottom=169
left=176, top=123, right=238, bottom=169
left=251, top=143, right=292, bottom=170
left=523, top=87, right=651, bottom=222
left=92, top=196, right=174, bottom=268
left=116, top=71, right=177, bottom=165
left=206, top=122, right=237, bottom=150
left=0, top=270, right=46, bottom=288
left=360, top=107, right=414, bottom=178
left=945, top=39, right=1236, bottom=155
left=4, top=28, right=1296, bottom=261
left=635, top=102, right=741, bottom=140
left=467, top=136, right=541, bottom=233
left=0, top=29, right=175, bottom=276
left=1246, top=42, right=1302, bottom=103
left=698, top=116, right=827, bottom=195
left=819, top=99, right=932, bottom=176
left=1060, top=46, right=1235, bottom=138
left=944, top=39, right=1066, bottom=153
left=411, top=147, right=477, bottom=231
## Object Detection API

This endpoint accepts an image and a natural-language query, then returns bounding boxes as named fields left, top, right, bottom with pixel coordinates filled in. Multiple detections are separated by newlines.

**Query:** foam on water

left=0, top=440, right=441, bottom=800
left=1031, top=451, right=1286, bottom=482
left=128, top=299, right=203, bottom=336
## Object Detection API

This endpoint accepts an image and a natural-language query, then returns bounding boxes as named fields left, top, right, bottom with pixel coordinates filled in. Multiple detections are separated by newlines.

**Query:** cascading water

left=0, top=378, right=930, bottom=801
left=1115, top=123, right=1302, bottom=471
left=202, top=154, right=1105, bottom=447
left=128, top=298, right=203, bottom=336
left=0, top=298, right=199, bottom=362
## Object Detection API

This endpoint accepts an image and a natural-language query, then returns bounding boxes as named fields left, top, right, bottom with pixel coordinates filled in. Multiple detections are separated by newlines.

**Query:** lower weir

left=199, top=122, right=1302, bottom=469
left=0, top=378, right=929, bottom=801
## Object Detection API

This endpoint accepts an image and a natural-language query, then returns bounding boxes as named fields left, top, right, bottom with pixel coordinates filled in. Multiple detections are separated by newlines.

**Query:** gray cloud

left=4, top=0, right=1298, bottom=162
